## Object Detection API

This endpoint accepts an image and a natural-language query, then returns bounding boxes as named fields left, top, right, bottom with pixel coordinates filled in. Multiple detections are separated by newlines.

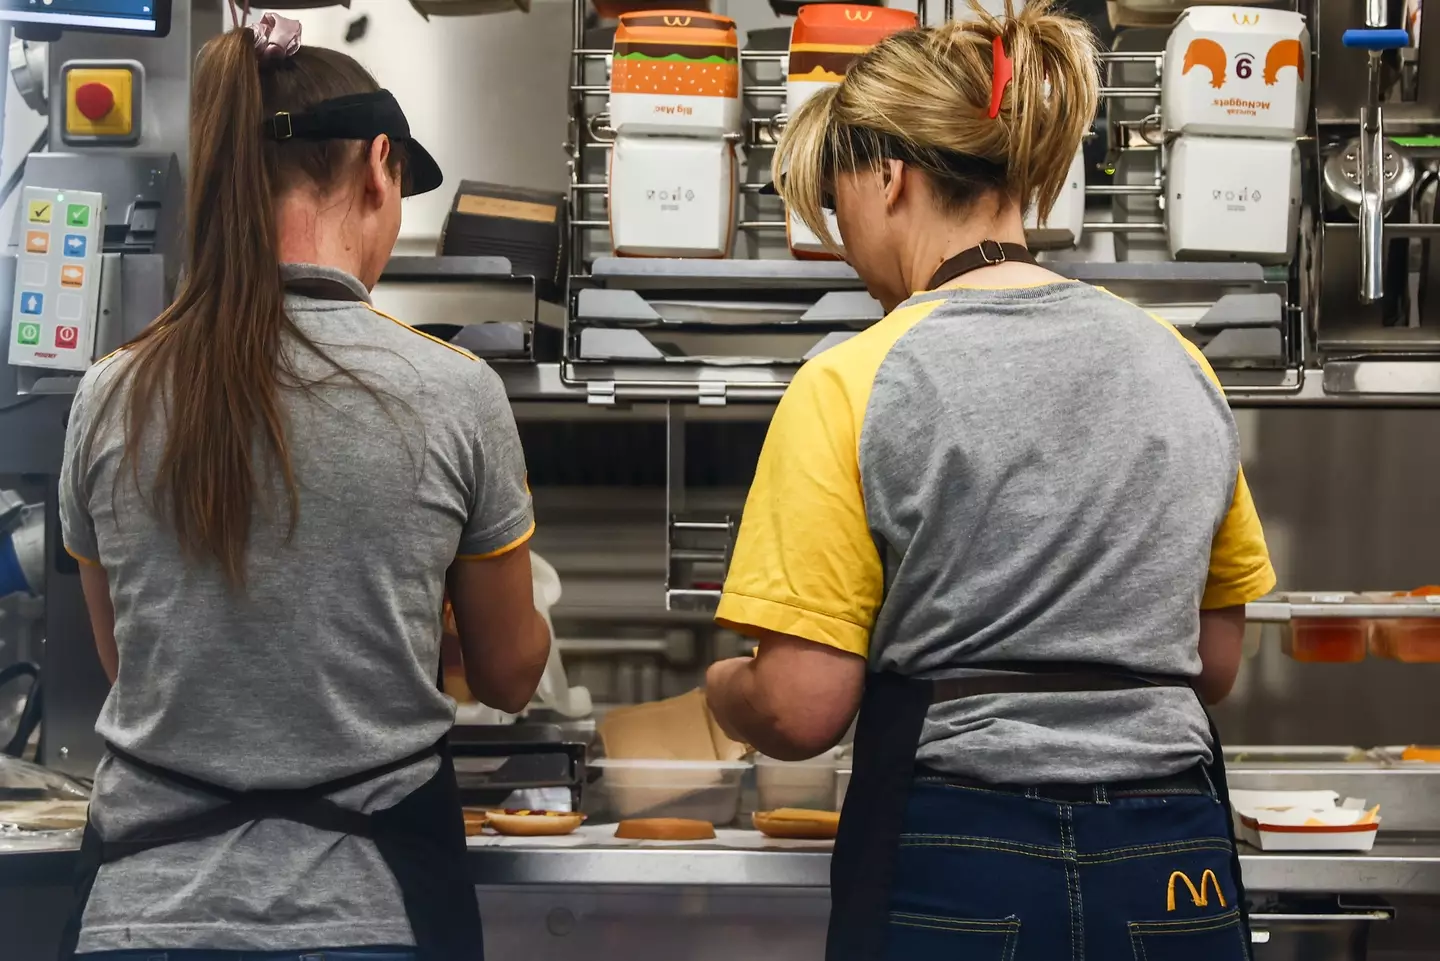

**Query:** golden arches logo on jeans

left=1166, top=869, right=1227, bottom=912
left=843, top=8, right=873, bottom=21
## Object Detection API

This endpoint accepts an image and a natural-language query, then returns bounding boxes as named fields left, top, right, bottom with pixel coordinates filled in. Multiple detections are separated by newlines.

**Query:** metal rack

left=560, top=0, right=1309, bottom=409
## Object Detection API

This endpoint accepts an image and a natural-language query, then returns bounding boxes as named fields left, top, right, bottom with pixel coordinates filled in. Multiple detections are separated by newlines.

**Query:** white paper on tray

left=1230, top=790, right=1374, bottom=825
left=1229, top=789, right=1342, bottom=812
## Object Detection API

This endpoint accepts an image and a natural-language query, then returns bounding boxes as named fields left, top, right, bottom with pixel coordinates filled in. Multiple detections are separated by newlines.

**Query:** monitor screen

left=0, top=0, right=170, bottom=36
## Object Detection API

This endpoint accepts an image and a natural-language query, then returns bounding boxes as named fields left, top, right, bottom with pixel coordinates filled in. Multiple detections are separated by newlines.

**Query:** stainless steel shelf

left=498, top=363, right=1440, bottom=408
left=5, top=839, right=1440, bottom=896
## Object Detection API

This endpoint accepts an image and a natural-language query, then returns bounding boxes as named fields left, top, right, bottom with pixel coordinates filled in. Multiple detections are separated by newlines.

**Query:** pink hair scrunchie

left=252, top=12, right=302, bottom=61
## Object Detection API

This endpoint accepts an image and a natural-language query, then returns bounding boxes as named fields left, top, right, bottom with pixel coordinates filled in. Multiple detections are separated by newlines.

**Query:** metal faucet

left=1343, top=25, right=1412, bottom=304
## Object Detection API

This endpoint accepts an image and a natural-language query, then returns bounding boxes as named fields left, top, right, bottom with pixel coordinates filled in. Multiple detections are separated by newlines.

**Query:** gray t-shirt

left=59, top=264, right=533, bottom=953
left=719, top=282, right=1275, bottom=784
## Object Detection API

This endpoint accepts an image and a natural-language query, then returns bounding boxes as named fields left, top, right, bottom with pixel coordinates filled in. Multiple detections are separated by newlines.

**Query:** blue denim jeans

left=80, top=951, right=416, bottom=961
left=887, top=776, right=1248, bottom=961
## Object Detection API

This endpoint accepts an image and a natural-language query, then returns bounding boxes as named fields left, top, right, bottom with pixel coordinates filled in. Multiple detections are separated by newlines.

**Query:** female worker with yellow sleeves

left=705, top=4, right=1276, bottom=961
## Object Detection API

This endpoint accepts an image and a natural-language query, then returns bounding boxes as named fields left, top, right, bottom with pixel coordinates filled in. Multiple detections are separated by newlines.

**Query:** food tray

left=590, top=758, right=751, bottom=825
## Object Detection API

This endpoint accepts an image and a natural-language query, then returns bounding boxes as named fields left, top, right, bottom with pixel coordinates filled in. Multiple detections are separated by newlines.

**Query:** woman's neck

left=274, top=189, right=368, bottom=284
left=903, top=197, right=1064, bottom=293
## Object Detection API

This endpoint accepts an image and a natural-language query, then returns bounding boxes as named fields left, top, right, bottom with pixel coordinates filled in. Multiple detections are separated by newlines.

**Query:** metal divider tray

left=374, top=256, right=541, bottom=362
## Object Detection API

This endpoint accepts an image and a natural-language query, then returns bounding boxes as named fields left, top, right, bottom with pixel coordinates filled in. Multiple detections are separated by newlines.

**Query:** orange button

left=75, top=82, right=115, bottom=121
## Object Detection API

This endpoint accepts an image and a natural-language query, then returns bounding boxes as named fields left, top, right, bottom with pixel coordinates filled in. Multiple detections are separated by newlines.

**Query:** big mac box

left=783, top=4, right=916, bottom=259
left=1162, top=6, right=1310, bottom=140
left=608, top=11, right=741, bottom=258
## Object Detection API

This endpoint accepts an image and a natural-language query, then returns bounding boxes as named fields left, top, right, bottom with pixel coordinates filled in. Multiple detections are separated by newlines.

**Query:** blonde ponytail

left=773, top=0, right=1099, bottom=248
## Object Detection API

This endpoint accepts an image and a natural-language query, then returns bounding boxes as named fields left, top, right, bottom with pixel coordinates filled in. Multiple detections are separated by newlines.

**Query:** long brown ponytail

left=106, top=29, right=400, bottom=586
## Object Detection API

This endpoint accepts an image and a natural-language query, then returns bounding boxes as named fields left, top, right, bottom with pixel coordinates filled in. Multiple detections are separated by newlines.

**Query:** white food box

left=787, top=206, right=842, bottom=259
left=1230, top=789, right=1381, bottom=852
left=1112, top=0, right=1267, bottom=28
left=781, top=77, right=844, bottom=258
left=1166, top=135, right=1299, bottom=263
left=609, top=136, right=737, bottom=258
left=1025, top=147, right=1087, bottom=250
left=1162, top=6, right=1310, bottom=140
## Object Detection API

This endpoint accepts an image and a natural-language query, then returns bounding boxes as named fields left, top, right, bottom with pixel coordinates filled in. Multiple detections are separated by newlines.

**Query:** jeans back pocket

left=888, top=912, right=1020, bottom=960
left=1129, top=908, right=1248, bottom=961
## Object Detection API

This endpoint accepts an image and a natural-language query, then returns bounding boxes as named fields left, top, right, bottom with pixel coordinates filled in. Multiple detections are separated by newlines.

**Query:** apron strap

left=92, top=741, right=441, bottom=862
left=925, top=241, right=1038, bottom=291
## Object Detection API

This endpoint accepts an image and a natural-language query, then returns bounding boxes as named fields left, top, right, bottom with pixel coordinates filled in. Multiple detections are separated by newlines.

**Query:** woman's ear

left=882, top=158, right=905, bottom=210
left=365, top=134, right=395, bottom=202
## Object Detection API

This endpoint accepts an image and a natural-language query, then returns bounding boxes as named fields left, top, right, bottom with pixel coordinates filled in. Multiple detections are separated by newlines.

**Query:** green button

left=16, top=321, right=41, bottom=346
left=66, top=204, right=90, bottom=228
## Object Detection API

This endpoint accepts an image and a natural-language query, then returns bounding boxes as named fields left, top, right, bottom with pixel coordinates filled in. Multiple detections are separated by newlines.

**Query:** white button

left=56, top=293, right=83, bottom=322
left=20, top=261, right=47, bottom=287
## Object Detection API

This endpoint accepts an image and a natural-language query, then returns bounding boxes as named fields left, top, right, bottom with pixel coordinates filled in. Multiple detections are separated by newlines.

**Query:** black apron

left=825, top=242, right=1252, bottom=961
left=58, top=737, right=483, bottom=961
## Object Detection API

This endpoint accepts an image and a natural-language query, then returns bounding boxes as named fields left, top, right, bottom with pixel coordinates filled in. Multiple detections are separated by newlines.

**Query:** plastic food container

left=1372, top=620, right=1440, bottom=662
left=835, top=767, right=852, bottom=811
left=1370, top=592, right=1440, bottom=663
left=591, top=759, right=750, bottom=824
left=1284, top=620, right=1369, bottom=663
left=756, top=753, right=838, bottom=812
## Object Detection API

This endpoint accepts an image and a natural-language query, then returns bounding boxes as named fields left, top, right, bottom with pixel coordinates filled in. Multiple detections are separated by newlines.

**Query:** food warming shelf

left=557, top=258, right=1298, bottom=406
left=373, top=256, right=542, bottom=362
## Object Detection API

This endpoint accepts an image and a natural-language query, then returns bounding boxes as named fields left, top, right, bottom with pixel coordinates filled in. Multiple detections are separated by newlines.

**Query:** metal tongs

left=1343, top=9, right=1413, bottom=304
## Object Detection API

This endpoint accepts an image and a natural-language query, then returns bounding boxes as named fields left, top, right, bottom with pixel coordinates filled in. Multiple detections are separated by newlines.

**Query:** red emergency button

left=75, top=83, right=115, bottom=121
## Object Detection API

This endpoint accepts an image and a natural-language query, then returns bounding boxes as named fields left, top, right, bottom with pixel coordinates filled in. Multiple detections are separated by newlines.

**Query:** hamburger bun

left=486, top=810, right=586, bottom=837
left=753, top=809, right=840, bottom=840
left=615, top=817, right=717, bottom=841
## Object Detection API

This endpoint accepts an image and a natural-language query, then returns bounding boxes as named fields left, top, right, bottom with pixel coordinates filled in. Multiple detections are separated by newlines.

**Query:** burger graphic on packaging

left=787, top=4, right=918, bottom=93
left=611, top=12, right=740, bottom=101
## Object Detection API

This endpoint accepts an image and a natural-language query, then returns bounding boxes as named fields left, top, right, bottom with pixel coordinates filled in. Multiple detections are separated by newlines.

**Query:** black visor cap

left=263, top=89, right=444, bottom=198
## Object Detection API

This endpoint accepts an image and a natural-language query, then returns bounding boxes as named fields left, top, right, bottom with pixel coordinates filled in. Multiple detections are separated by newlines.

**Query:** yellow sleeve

left=715, top=361, right=882, bottom=658
left=1148, top=315, right=1278, bottom=609
left=1203, top=468, right=1277, bottom=609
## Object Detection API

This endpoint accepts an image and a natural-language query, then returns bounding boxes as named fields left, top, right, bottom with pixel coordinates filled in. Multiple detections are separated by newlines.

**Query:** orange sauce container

left=1284, top=619, right=1369, bottom=663
left=1370, top=587, right=1440, bottom=663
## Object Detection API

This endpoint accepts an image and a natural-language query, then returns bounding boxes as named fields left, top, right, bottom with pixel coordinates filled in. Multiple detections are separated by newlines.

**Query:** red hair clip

left=988, top=34, right=1013, bottom=119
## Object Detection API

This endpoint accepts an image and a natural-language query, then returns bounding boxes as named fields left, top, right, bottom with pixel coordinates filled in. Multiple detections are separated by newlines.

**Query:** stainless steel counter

left=5, top=836, right=1440, bottom=896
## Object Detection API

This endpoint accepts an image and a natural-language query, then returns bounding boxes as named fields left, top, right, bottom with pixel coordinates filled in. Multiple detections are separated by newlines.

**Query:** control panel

left=8, top=186, right=106, bottom=372
left=61, top=60, right=143, bottom=146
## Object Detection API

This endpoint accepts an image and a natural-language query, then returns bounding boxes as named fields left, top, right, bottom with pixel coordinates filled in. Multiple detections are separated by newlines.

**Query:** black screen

left=0, top=0, right=167, bottom=35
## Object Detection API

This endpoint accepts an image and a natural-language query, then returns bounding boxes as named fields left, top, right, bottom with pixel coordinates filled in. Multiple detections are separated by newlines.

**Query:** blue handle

left=1342, top=28, right=1411, bottom=49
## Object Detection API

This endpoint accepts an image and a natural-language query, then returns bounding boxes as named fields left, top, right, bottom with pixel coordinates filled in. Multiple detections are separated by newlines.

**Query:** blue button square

left=18, top=291, right=44, bottom=315
left=63, top=234, right=87, bottom=258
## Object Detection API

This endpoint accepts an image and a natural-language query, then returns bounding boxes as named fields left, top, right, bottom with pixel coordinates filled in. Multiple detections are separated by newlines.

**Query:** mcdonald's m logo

left=664, top=15, right=691, bottom=25
left=844, top=8, right=873, bottom=21
left=1233, top=13, right=1259, bottom=26
left=1167, top=870, right=1228, bottom=912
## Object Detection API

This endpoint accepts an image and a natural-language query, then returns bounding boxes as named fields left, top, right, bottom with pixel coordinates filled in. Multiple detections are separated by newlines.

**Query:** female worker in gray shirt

left=57, top=16, right=546, bottom=961
left=707, top=3, right=1275, bottom=960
